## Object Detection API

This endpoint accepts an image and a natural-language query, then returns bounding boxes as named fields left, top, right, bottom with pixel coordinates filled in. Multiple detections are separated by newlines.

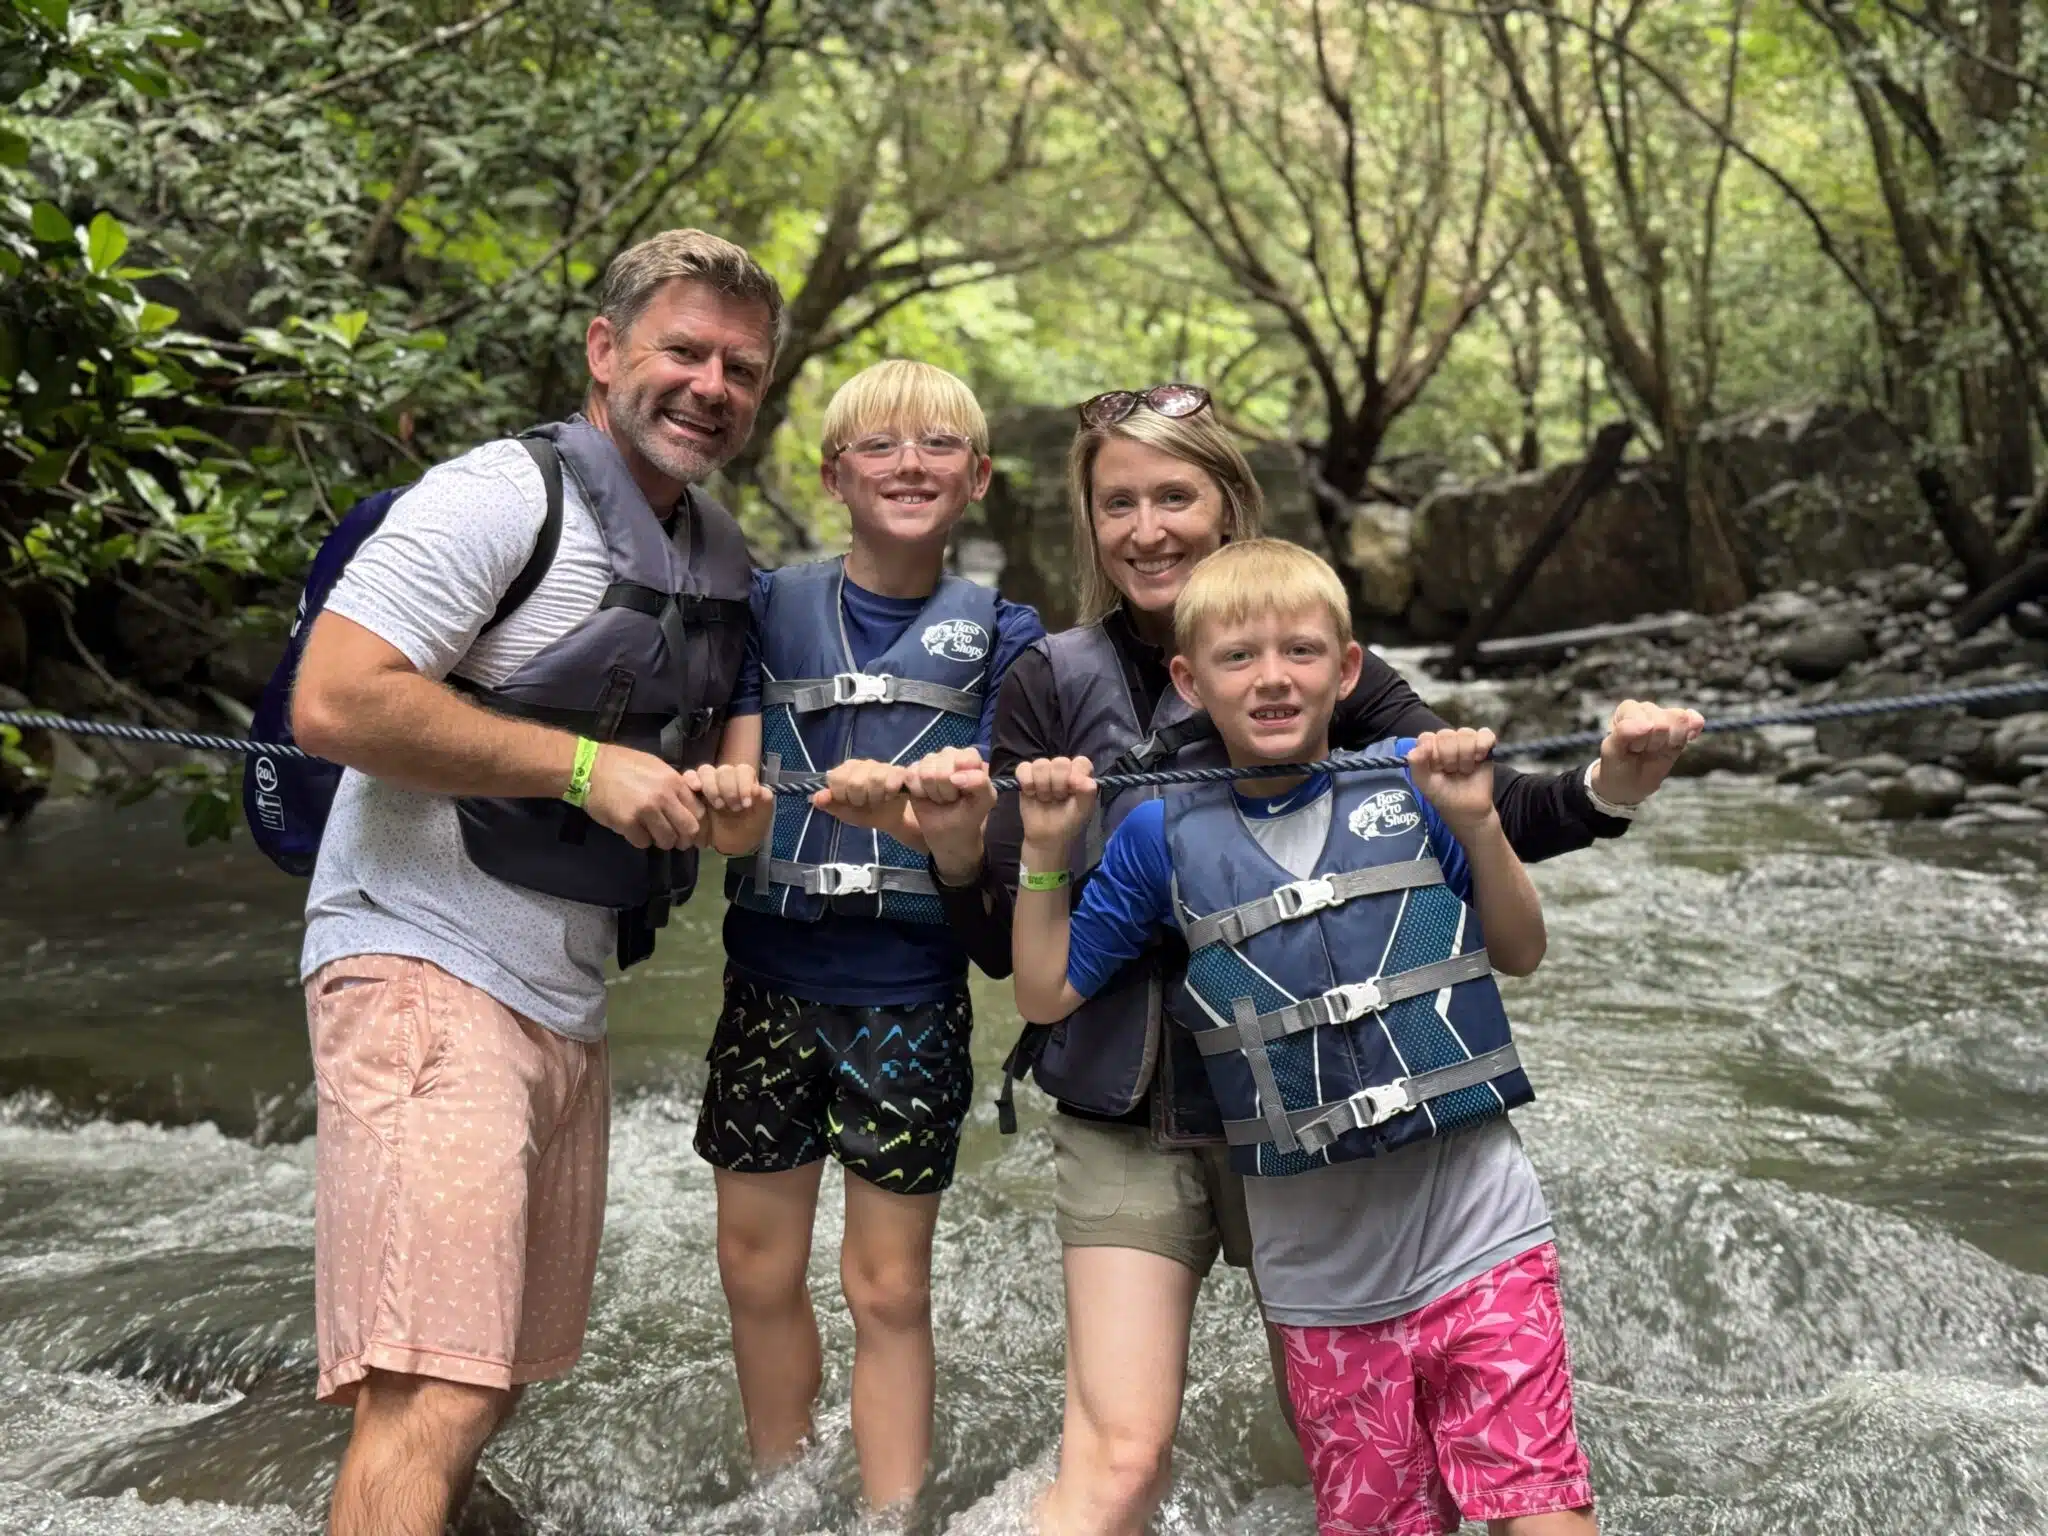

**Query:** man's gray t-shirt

left=299, top=438, right=617, bottom=1041
left=1232, top=790, right=1553, bottom=1328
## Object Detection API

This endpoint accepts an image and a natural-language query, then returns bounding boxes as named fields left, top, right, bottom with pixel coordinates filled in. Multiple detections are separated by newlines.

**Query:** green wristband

left=563, top=736, right=599, bottom=808
left=1020, top=866, right=1070, bottom=892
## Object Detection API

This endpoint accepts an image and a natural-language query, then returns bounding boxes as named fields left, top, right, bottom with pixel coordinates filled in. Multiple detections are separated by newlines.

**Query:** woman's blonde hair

left=821, top=359, right=990, bottom=458
left=1173, top=538, right=1353, bottom=656
left=1065, top=406, right=1266, bottom=625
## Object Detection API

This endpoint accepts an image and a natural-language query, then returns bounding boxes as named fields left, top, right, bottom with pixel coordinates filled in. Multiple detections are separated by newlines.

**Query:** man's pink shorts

left=1278, top=1241, right=1595, bottom=1536
left=306, top=956, right=609, bottom=1405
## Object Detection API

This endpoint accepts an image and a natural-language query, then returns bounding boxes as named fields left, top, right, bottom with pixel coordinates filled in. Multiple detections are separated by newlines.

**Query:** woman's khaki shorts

left=306, top=955, right=609, bottom=1405
left=1050, top=1113, right=1253, bottom=1276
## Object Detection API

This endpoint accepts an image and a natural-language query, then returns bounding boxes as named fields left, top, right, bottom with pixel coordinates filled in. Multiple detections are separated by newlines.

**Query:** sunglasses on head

left=1076, top=382, right=1212, bottom=428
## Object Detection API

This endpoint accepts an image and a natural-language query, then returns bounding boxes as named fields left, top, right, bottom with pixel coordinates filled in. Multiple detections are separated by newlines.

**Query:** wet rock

left=1775, top=752, right=1837, bottom=785
left=203, top=621, right=289, bottom=705
left=1876, top=764, right=1966, bottom=820
left=1940, top=580, right=1969, bottom=603
left=1975, top=712, right=2048, bottom=782
left=1980, top=802, right=2048, bottom=826
left=112, top=575, right=223, bottom=689
left=1778, top=622, right=1871, bottom=681
left=1346, top=502, right=1417, bottom=619
left=1805, top=768, right=1873, bottom=798
left=1943, top=811, right=1993, bottom=833
left=1888, top=566, right=1944, bottom=613
left=1837, top=752, right=1909, bottom=778
left=1963, top=783, right=2025, bottom=805
left=1748, top=590, right=1820, bottom=628
left=1669, top=731, right=1783, bottom=777
left=1835, top=794, right=1883, bottom=822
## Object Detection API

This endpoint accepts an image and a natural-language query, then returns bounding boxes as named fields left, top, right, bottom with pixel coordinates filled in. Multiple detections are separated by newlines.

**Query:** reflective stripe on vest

left=724, top=559, right=998, bottom=924
left=1167, top=749, right=1534, bottom=1177
left=452, top=415, right=752, bottom=939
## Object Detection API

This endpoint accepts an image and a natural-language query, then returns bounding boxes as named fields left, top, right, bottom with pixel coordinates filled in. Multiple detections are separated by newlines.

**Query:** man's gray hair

left=597, top=229, right=786, bottom=359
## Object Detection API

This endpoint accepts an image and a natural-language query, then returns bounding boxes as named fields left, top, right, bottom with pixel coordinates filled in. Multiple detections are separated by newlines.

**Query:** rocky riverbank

left=1427, top=562, right=2048, bottom=832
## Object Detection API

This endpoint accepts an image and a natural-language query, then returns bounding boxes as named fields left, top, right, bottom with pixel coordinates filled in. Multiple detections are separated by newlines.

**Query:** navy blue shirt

left=723, top=567, right=1045, bottom=1006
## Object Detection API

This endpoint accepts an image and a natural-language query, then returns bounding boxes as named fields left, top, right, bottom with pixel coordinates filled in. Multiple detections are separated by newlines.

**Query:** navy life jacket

left=723, top=558, right=998, bottom=924
left=994, top=620, right=1224, bottom=1135
left=245, top=420, right=752, bottom=967
left=242, top=436, right=563, bottom=878
left=1165, top=748, right=1534, bottom=1178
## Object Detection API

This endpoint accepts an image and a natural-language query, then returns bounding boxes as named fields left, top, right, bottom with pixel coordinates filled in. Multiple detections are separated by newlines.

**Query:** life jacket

left=994, top=619, right=1223, bottom=1135
left=452, top=417, right=752, bottom=963
left=1164, top=749, right=1534, bottom=1177
left=243, top=435, right=563, bottom=878
left=723, top=558, right=998, bottom=924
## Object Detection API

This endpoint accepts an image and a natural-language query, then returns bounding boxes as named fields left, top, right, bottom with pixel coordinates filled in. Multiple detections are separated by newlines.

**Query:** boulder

left=1775, top=752, right=1837, bottom=785
left=111, top=576, right=223, bottom=689
left=1980, top=802, right=2048, bottom=827
left=1876, top=764, right=1966, bottom=820
left=1746, top=590, right=1821, bottom=628
left=1345, top=502, right=1416, bottom=619
left=1813, top=674, right=1990, bottom=764
left=1777, top=621, right=1871, bottom=681
left=1975, top=712, right=2048, bottom=782
left=1805, top=768, right=1874, bottom=798
left=1836, top=753, right=1910, bottom=778
left=1963, top=783, right=2024, bottom=805
left=1670, top=731, right=1783, bottom=777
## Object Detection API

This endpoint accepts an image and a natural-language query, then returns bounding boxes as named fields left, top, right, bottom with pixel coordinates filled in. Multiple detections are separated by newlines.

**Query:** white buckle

left=1356, top=1080, right=1413, bottom=1125
left=811, top=862, right=881, bottom=895
left=1271, top=876, right=1338, bottom=922
left=1324, top=979, right=1386, bottom=1022
left=1298, top=1078, right=1414, bottom=1154
left=832, top=673, right=894, bottom=706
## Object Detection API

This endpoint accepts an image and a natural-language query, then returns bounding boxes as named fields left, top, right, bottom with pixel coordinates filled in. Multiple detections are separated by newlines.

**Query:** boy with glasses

left=689, top=359, right=1043, bottom=1517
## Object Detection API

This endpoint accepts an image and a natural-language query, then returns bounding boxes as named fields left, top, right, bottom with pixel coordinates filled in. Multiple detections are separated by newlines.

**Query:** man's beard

left=613, top=383, right=738, bottom=487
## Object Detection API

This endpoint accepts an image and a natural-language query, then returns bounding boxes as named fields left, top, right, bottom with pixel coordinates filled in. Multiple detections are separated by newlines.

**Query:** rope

left=4, top=677, right=2045, bottom=796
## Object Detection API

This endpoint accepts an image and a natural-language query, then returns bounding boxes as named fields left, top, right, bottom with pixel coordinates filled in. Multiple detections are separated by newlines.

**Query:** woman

left=905, top=384, right=1698, bottom=1535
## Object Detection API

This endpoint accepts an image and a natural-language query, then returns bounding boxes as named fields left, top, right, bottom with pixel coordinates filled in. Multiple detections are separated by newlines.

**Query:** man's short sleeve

left=726, top=569, right=776, bottom=718
left=1065, top=799, right=1176, bottom=998
left=322, top=440, right=546, bottom=682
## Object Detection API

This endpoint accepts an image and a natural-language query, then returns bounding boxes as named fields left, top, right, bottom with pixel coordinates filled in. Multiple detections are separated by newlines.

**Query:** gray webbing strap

left=1182, top=859, right=1447, bottom=953
left=1224, top=1042, right=1524, bottom=1151
left=1193, top=949, right=1495, bottom=1058
left=763, top=675, right=981, bottom=717
left=751, top=752, right=783, bottom=893
left=1235, top=995, right=1299, bottom=1153
left=761, top=858, right=936, bottom=898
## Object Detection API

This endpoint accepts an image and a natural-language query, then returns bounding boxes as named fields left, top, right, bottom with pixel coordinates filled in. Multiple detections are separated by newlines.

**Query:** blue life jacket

left=994, top=621, right=1225, bottom=1136
left=724, top=558, right=999, bottom=924
left=1165, top=748, right=1534, bottom=1177
left=242, top=436, right=563, bottom=877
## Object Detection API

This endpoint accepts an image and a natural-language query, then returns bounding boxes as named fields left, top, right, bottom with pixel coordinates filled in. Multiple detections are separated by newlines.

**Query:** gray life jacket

left=1167, top=753, right=1534, bottom=1177
left=995, top=619, right=1223, bottom=1135
left=453, top=416, right=752, bottom=964
left=723, top=558, right=999, bottom=923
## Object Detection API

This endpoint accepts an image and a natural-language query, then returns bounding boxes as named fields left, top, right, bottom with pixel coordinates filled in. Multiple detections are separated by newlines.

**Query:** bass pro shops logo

left=1348, top=789, right=1421, bottom=841
left=921, top=619, right=990, bottom=664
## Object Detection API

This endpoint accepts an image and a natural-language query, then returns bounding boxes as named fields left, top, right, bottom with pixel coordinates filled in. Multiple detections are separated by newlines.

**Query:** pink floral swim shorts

left=1277, top=1241, right=1595, bottom=1535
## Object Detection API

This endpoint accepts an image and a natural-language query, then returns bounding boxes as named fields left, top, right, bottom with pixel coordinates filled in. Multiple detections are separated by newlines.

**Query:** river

left=2, top=771, right=2045, bottom=1535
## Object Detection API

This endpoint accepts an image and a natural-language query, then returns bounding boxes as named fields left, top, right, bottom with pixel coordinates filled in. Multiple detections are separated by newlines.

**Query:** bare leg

left=1036, top=1245, right=1203, bottom=1536
left=448, top=1385, right=524, bottom=1524
left=1494, top=1510, right=1599, bottom=1535
left=839, top=1176, right=944, bottom=1513
left=714, top=1162, right=828, bottom=1468
left=329, top=1371, right=511, bottom=1536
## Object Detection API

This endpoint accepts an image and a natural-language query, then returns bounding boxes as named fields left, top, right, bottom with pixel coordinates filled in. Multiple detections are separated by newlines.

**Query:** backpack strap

left=481, top=436, right=565, bottom=635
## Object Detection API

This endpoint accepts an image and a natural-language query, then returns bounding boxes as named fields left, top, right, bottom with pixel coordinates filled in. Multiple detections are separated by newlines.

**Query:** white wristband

left=1583, top=761, right=1641, bottom=821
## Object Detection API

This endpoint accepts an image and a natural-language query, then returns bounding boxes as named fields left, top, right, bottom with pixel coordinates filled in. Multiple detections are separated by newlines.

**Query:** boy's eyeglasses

left=836, top=433, right=976, bottom=464
left=1076, top=383, right=1211, bottom=428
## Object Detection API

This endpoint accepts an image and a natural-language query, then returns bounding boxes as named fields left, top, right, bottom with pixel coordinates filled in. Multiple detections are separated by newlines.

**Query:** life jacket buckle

left=1326, top=978, right=1386, bottom=1022
left=831, top=672, right=894, bottom=706
left=1272, top=876, right=1339, bottom=922
left=810, top=861, right=882, bottom=895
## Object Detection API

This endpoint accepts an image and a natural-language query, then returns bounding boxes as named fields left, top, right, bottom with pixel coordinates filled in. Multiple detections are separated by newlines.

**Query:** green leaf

left=331, top=309, right=370, bottom=349
left=26, top=0, right=69, bottom=33
left=24, top=448, right=71, bottom=487
left=136, top=301, right=179, bottom=334
left=0, top=128, right=28, bottom=168
left=85, top=211, right=127, bottom=274
left=29, top=201, right=73, bottom=246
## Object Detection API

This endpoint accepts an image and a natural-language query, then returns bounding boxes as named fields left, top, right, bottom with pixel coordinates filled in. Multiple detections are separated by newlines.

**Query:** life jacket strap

left=1182, top=858, right=1447, bottom=952
left=763, top=673, right=981, bottom=717
left=1222, top=1042, right=1524, bottom=1154
left=597, top=584, right=749, bottom=627
left=1194, top=949, right=1495, bottom=1058
left=757, top=857, right=939, bottom=898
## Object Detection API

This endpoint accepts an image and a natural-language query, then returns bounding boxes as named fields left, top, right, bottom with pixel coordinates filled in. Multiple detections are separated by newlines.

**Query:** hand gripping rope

left=3, top=676, right=2046, bottom=793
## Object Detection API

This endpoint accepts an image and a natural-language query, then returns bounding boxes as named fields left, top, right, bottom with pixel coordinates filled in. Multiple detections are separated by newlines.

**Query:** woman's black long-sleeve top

left=936, top=607, right=1630, bottom=980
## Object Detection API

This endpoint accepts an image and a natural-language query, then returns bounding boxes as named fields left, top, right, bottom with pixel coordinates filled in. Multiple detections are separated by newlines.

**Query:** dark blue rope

left=4, top=676, right=2044, bottom=794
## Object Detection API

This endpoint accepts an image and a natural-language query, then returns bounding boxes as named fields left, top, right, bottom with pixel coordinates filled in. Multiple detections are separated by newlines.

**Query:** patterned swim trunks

left=693, top=970, right=975, bottom=1194
left=1278, top=1241, right=1595, bottom=1535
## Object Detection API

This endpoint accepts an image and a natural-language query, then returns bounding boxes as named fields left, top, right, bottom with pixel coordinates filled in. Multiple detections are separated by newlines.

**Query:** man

left=291, top=229, right=781, bottom=1536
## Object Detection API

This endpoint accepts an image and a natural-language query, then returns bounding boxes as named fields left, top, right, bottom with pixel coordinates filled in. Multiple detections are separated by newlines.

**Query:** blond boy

left=689, top=360, right=1043, bottom=1513
left=1010, top=540, right=1600, bottom=1536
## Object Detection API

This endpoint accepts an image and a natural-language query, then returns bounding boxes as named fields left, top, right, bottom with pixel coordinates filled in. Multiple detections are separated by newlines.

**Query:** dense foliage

left=3, top=0, right=2044, bottom=817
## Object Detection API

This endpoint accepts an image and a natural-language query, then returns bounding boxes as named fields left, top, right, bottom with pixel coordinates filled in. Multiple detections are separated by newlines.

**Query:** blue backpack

left=242, top=436, right=564, bottom=875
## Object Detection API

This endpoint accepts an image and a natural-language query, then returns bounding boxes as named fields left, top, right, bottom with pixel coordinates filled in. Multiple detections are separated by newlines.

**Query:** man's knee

left=839, top=1246, right=932, bottom=1337
left=353, top=1370, right=511, bottom=1455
